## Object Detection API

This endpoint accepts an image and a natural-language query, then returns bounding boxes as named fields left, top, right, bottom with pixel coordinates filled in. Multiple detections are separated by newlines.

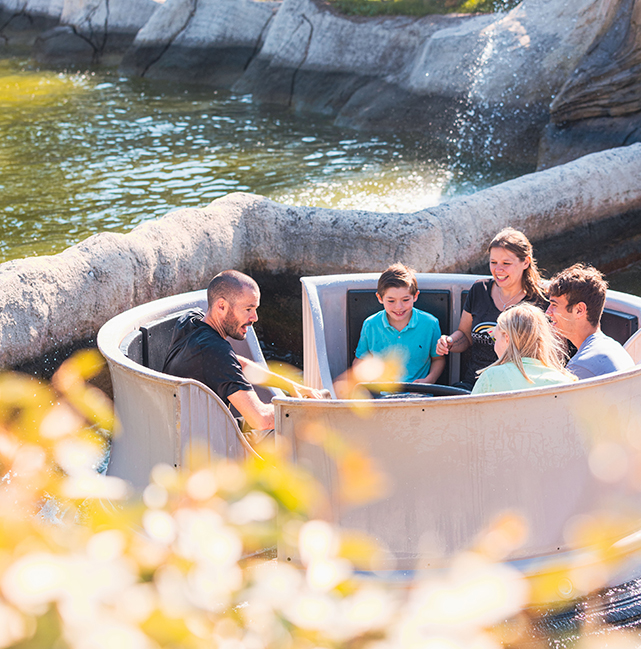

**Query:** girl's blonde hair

left=480, top=303, right=573, bottom=383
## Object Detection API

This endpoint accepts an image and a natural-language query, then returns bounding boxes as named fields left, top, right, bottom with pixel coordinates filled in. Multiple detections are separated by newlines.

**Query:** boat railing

left=98, top=289, right=279, bottom=488
left=301, top=274, right=641, bottom=395
left=274, top=364, right=641, bottom=571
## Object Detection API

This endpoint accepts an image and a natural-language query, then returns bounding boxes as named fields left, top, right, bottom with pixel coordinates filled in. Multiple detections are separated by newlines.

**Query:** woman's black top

left=460, top=279, right=547, bottom=388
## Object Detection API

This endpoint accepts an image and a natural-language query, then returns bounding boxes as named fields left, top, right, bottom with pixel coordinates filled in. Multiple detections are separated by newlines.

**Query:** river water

left=0, top=54, right=531, bottom=262
left=2, top=53, right=639, bottom=293
left=4, top=51, right=641, bottom=360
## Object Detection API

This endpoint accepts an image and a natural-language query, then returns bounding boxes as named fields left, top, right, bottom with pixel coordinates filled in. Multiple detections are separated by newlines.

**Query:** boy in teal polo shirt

left=354, top=263, right=445, bottom=384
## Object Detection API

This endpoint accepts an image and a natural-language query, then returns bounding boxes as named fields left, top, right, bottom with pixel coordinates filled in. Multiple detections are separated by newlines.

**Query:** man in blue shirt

left=355, top=263, right=444, bottom=384
left=547, top=264, right=634, bottom=379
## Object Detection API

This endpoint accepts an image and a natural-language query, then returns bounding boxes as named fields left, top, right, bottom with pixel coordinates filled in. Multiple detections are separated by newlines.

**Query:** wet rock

left=33, top=0, right=159, bottom=64
left=232, top=0, right=618, bottom=165
left=120, top=0, right=279, bottom=86
left=4, top=0, right=639, bottom=167
left=232, top=0, right=456, bottom=107
left=0, top=143, right=639, bottom=368
left=538, top=0, right=641, bottom=168
left=33, top=24, right=95, bottom=63
left=0, top=0, right=63, bottom=44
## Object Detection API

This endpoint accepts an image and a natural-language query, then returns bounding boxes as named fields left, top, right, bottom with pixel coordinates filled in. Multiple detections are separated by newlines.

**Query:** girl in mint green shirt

left=472, top=303, right=576, bottom=395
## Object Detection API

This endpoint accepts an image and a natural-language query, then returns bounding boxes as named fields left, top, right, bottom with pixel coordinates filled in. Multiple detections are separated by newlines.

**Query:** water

left=0, top=55, right=530, bottom=263
left=3, top=50, right=641, bottom=644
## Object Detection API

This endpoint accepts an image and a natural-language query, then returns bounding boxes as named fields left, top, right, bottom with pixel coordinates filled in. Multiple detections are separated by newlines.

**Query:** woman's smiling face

left=489, top=246, right=530, bottom=293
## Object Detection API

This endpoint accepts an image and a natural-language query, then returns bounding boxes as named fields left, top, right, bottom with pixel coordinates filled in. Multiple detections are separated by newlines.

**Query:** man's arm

left=237, top=356, right=323, bottom=399
left=228, top=388, right=275, bottom=430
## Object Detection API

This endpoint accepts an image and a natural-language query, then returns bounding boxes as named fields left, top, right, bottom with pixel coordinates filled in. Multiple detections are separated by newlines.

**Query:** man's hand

left=287, top=382, right=326, bottom=399
left=239, top=356, right=327, bottom=399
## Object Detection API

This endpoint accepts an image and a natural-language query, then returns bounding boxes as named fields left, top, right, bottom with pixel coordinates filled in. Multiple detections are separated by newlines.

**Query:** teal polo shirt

left=355, top=308, right=441, bottom=382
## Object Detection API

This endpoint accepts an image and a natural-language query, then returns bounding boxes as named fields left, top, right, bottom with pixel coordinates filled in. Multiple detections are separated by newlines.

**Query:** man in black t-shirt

left=163, top=270, right=321, bottom=435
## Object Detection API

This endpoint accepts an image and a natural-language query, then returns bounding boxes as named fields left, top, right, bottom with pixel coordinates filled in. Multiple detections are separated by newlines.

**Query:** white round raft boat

left=99, top=274, right=641, bottom=576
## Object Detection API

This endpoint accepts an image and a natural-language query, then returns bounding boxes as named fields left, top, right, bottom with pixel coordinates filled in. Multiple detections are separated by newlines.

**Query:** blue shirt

left=567, top=331, right=635, bottom=379
left=355, top=308, right=441, bottom=382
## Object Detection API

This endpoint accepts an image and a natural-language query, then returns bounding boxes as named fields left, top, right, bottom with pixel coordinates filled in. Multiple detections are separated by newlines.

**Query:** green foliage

left=326, top=0, right=521, bottom=17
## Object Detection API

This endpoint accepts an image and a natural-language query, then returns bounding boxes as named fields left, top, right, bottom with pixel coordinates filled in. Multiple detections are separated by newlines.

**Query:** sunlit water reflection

left=0, top=55, right=528, bottom=262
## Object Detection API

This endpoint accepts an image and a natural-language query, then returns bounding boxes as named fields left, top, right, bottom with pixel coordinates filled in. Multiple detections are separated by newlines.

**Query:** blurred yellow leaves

left=297, top=419, right=390, bottom=508
left=51, top=350, right=115, bottom=433
left=2, top=351, right=641, bottom=649
left=334, top=352, right=404, bottom=402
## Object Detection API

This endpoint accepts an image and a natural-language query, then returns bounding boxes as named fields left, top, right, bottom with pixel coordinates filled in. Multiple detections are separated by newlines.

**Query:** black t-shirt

left=162, top=309, right=253, bottom=407
left=461, top=279, right=548, bottom=386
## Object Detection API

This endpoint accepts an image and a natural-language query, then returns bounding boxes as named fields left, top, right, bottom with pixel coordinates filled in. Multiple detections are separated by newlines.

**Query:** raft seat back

left=119, top=329, right=143, bottom=365
left=140, top=311, right=190, bottom=372
left=601, top=308, right=638, bottom=346
left=120, top=308, right=277, bottom=402
left=624, top=328, right=641, bottom=363
left=346, top=289, right=451, bottom=384
left=458, top=290, right=473, bottom=385
left=98, top=289, right=279, bottom=489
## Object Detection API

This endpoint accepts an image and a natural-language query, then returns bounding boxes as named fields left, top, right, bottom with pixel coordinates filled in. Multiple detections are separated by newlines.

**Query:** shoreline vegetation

left=325, top=0, right=521, bottom=16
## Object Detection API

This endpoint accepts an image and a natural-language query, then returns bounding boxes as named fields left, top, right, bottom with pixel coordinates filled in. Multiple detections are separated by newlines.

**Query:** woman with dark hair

left=436, top=227, right=548, bottom=390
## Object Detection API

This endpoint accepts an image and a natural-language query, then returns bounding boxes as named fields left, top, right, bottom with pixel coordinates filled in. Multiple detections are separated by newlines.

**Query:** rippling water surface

left=0, top=55, right=531, bottom=262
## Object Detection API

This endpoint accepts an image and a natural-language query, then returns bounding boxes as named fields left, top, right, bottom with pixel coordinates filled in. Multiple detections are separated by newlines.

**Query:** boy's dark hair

left=548, top=263, right=607, bottom=327
left=377, top=263, right=418, bottom=296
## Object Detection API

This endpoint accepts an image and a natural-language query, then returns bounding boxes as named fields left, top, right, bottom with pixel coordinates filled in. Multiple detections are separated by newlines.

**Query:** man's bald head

left=207, top=270, right=259, bottom=309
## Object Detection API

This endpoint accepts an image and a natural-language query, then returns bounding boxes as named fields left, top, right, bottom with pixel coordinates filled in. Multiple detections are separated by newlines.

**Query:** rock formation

left=0, top=0, right=161, bottom=64
left=232, top=0, right=615, bottom=164
left=120, top=0, right=279, bottom=85
left=0, top=143, right=639, bottom=369
left=0, top=0, right=62, bottom=34
left=538, top=0, right=641, bottom=168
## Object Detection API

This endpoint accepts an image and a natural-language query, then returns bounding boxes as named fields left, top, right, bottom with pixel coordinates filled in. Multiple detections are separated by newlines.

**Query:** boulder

left=120, top=0, right=280, bottom=86
left=6, top=0, right=640, bottom=168
left=0, top=143, right=639, bottom=369
left=232, top=0, right=620, bottom=164
left=33, top=0, right=159, bottom=64
left=538, top=0, right=641, bottom=168
left=114, top=0, right=624, bottom=163
left=233, top=0, right=462, bottom=112
left=0, top=0, right=63, bottom=39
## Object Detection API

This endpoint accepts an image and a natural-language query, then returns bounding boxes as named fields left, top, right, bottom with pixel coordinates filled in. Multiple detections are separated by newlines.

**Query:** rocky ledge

left=0, top=143, right=639, bottom=370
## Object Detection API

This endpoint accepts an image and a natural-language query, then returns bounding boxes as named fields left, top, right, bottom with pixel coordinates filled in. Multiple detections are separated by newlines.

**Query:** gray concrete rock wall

left=538, top=0, right=641, bottom=168
left=115, top=0, right=624, bottom=164
left=119, top=0, right=280, bottom=84
left=0, top=143, right=639, bottom=369
left=31, top=0, right=159, bottom=64
left=4, top=0, right=640, bottom=166
left=0, top=0, right=62, bottom=39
